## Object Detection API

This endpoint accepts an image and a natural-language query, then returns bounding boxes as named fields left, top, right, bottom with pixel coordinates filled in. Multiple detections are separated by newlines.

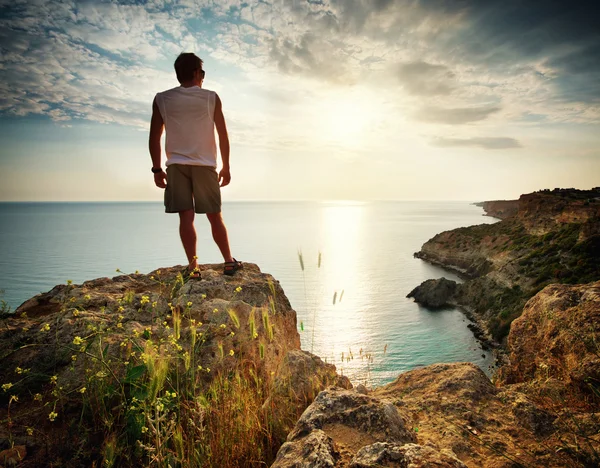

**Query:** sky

left=0, top=0, right=599, bottom=202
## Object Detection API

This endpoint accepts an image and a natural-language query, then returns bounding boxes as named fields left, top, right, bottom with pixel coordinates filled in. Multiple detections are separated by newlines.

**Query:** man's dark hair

left=174, top=53, right=203, bottom=84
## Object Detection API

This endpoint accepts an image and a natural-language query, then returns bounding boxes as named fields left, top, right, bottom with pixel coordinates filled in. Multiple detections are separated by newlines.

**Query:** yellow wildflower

left=229, top=349, right=235, bottom=357
left=50, top=375, right=58, bottom=384
left=73, top=336, right=83, bottom=345
left=48, top=411, right=58, bottom=422
left=2, top=383, right=13, bottom=392
left=141, top=426, right=148, bottom=433
left=40, top=323, right=50, bottom=332
left=79, top=387, right=86, bottom=394
left=72, top=310, right=80, bottom=317
left=26, top=427, right=33, bottom=436
left=235, top=286, right=242, bottom=293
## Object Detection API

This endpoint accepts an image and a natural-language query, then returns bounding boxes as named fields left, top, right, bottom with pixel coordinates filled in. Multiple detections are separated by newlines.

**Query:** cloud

left=394, top=61, right=455, bottom=96
left=0, top=0, right=598, bottom=134
left=431, top=136, right=522, bottom=150
left=415, top=105, right=501, bottom=124
left=268, top=32, right=357, bottom=84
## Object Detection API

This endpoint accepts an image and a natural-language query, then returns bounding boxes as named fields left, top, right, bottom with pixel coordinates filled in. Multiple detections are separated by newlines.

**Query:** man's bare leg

left=179, top=209, right=198, bottom=269
left=206, top=212, right=234, bottom=263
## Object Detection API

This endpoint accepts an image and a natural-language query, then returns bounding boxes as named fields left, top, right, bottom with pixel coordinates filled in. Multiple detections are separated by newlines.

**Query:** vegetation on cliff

left=414, top=188, right=600, bottom=341
left=0, top=264, right=348, bottom=467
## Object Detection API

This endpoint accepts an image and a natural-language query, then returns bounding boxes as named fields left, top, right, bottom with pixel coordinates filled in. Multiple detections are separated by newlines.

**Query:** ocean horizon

left=0, top=200, right=497, bottom=386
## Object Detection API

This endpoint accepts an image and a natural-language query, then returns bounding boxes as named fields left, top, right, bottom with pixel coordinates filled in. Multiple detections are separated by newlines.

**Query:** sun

left=314, top=90, right=379, bottom=148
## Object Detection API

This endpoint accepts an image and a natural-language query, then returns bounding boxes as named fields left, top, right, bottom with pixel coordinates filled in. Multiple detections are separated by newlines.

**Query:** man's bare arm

left=214, top=94, right=231, bottom=187
left=149, top=98, right=166, bottom=188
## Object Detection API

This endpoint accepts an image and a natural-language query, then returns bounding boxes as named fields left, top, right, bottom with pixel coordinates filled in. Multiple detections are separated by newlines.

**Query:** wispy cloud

left=415, top=106, right=502, bottom=125
left=394, top=61, right=456, bottom=96
left=431, top=137, right=522, bottom=150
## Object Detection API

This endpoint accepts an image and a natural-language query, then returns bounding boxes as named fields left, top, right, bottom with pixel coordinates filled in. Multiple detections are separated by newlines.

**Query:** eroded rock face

left=271, top=387, right=416, bottom=467
left=406, top=277, right=458, bottom=308
left=274, top=430, right=338, bottom=468
left=351, top=442, right=466, bottom=468
left=497, top=281, right=600, bottom=400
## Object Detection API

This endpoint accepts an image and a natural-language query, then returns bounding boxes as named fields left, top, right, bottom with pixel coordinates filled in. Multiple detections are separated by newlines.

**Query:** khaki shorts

left=164, top=164, right=221, bottom=214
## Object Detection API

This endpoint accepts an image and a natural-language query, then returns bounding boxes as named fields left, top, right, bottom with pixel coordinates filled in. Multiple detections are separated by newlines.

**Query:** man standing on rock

left=149, top=53, right=242, bottom=278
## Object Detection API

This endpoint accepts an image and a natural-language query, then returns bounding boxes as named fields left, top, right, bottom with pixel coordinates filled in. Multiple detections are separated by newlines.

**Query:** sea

left=0, top=201, right=497, bottom=386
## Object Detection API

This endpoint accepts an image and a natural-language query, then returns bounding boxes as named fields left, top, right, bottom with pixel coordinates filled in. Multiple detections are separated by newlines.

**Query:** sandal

left=185, top=267, right=201, bottom=280
left=224, top=258, right=243, bottom=276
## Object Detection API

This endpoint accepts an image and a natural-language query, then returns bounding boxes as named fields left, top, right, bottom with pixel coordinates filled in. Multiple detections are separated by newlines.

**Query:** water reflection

left=310, top=202, right=382, bottom=383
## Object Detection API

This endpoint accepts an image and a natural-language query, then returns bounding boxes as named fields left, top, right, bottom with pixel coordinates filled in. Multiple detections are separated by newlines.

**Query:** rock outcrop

left=406, top=278, right=458, bottom=308
left=474, top=200, right=519, bottom=220
left=412, top=188, right=600, bottom=342
left=497, top=281, right=600, bottom=398
left=274, top=281, right=600, bottom=467
left=0, top=263, right=349, bottom=467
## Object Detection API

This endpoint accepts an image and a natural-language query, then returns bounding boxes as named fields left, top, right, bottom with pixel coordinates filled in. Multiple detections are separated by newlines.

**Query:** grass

left=0, top=273, right=304, bottom=467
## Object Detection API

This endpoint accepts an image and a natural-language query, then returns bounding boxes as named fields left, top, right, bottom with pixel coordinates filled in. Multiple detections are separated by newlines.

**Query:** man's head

left=174, top=53, right=204, bottom=84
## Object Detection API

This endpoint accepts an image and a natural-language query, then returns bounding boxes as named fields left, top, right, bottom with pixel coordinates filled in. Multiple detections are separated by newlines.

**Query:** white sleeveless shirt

left=155, top=86, right=217, bottom=167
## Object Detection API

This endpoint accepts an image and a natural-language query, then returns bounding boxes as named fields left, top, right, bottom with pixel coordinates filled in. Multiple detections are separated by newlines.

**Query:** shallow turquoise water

left=0, top=201, right=497, bottom=386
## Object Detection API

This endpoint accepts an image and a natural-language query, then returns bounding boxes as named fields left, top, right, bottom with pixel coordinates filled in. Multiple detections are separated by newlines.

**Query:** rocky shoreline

left=409, top=188, right=600, bottom=344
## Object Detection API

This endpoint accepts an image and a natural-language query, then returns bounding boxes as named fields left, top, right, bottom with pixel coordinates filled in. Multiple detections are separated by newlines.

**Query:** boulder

left=272, top=387, right=416, bottom=467
left=406, top=278, right=457, bottom=308
left=351, top=442, right=466, bottom=468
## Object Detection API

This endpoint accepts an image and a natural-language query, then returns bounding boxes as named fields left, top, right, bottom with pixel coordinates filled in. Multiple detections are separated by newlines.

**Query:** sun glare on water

left=310, top=201, right=379, bottom=381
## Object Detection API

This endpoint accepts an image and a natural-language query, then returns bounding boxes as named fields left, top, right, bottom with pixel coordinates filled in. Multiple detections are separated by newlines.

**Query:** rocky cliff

left=273, top=281, right=600, bottom=467
left=474, top=200, right=520, bottom=220
left=2, top=265, right=599, bottom=467
left=0, top=264, right=349, bottom=467
left=412, top=188, right=600, bottom=342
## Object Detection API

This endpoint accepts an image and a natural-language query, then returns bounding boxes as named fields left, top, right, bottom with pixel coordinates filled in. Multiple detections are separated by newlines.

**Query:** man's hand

left=218, top=167, right=231, bottom=187
left=154, top=171, right=167, bottom=188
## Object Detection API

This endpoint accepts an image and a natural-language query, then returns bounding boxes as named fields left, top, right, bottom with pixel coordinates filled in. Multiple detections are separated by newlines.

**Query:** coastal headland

left=1, top=188, right=599, bottom=467
left=410, top=187, right=600, bottom=344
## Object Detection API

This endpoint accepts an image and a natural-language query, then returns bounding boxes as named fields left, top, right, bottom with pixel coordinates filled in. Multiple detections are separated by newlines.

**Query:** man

left=149, top=53, right=242, bottom=278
